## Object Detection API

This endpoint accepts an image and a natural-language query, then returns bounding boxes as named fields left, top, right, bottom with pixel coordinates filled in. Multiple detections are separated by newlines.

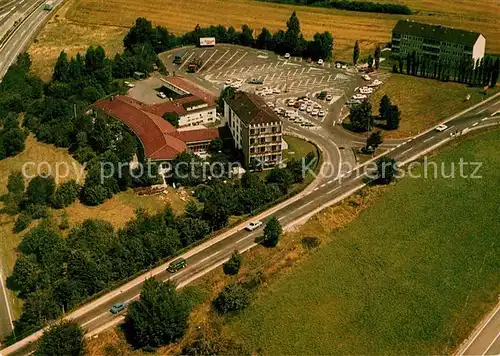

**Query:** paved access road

left=3, top=92, right=500, bottom=356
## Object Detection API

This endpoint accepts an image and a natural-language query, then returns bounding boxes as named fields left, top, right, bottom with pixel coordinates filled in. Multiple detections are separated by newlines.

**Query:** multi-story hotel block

left=223, top=91, right=283, bottom=169
left=391, top=20, right=486, bottom=65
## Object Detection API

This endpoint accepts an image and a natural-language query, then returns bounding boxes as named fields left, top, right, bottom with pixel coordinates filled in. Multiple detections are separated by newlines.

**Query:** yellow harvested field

left=28, top=0, right=126, bottom=80
left=62, top=0, right=500, bottom=62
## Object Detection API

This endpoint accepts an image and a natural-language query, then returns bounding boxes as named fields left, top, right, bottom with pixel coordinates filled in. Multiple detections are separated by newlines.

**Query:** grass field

left=283, top=135, right=317, bottom=160
left=365, top=74, right=500, bottom=138
left=228, top=128, right=500, bottom=354
left=27, top=0, right=500, bottom=78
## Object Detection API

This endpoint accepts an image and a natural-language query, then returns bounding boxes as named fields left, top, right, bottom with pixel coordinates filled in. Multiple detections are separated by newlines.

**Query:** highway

left=0, top=0, right=61, bottom=79
left=0, top=0, right=62, bottom=343
left=3, top=92, right=500, bottom=355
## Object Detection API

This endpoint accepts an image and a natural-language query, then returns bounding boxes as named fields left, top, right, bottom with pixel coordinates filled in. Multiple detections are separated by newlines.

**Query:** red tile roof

left=95, top=96, right=220, bottom=161
left=162, top=76, right=217, bottom=105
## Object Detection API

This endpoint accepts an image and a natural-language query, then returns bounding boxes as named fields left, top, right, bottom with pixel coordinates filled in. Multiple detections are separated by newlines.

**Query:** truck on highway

left=43, top=0, right=54, bottom=10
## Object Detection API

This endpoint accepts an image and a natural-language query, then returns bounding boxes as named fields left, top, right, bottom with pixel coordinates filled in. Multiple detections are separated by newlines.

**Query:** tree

left=1, top=126, right=27, bottom=158
left=263, top=216, right=282, bottom=247
left=223, top=250, right=242, bottom=275
left=52, top=180, right=81, bottom=209
left=35, top=321, right=85, bottom=356
left=392, top=64, right=398, bottom=73
left=378, top=94, right=391, bottom=120
left=216, top=86, right=236, bottom=114
left=374, top=45, right=381, bottom=69
left=7, top=171, right=25, bottom=201
left=386, top=104, right=401, bottom=130
left=184, top=199, right=200, bottom=219
left=367, top=54, right=373, bottom=69
left=124, top=17, right=155, bottom=52
left=284, top=11, right=302, bottom=55
left=256, top=28, right=273, bottom=50
left=491, top=58, right=500, bottom=87
left=353, top=40, right=360, bottom=65
left=265, top=167, right=293, bottom=194
left=52, top=51, right=70, bottom=83
left=365, top=131, right=383, bottom=151
left=213, top=282, right=250, bottom=314
left=125, top=278, right=190, bottom=348
left=376, top=156, right=397, bottom=185
left=163, top=112, right=180, bottom=127
left=25, top=176, right=56, bottom=206
left=349, top=101, right=373, bottom=132
left=208, top=137, right=223, bottom=153
left=240, top=25, right=254, bottom=47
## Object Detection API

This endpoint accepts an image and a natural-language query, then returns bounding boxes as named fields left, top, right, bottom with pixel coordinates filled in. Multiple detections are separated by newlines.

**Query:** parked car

left=288, top=100, right=296, bottom=107
left=110, top=303, right=126, bottom=314
left=318, top=110, right=326, bottom=117
left=368, top=79, right=383, bottom=87
left=267, top=102, right=275, bottom=108
left=359, top=87, right=374, bottom=94
left=311, top=109, right=319, bottom=116
left=294, top=102, right=301, bottom=109
left=124, top=81, right=135, bottom=88
left=435, top=124, right=448, bottom=132
left=306, top=106, right=313, bottom=113
left=225, top=79, right=232, bottom=85
left=326, top=94, right=333, bottom=101
left=273, top=87, right=281, bottom=94
left=284, top=53, right=291, bottom=59
left=362, top=74, right=371, bottom=81
left=248, top=78, right=264, bottom=84
left=353, top=94, right=368, bottom=100
left=300, top=104, right=307, bottom=111
left=245, top=221, right=263, bottom=231
left=317, top=59, right=324, bottom=65
left=157, top=92, right=167, bottom=99
left=346, top=99, right=362, bottom=105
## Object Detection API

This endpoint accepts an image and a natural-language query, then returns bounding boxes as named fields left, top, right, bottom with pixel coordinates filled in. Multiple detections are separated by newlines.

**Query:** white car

left=359, top=88, right=373, bottom=94
left=287, top=100, right=296, bottom=107
left=318, top=110, right=326, bottom=117
left=353, top=94, right=367, bottom=100
left=284, top=53, right=291, bottom=59
left=225, top=79, right=232, bottom=85
left=435, top=124, right=448, bottom=132
left=317, top=59, right=324, bottom=65
left=341, top=64, right=348, bottom=69
left=245, top=221, right=263, bottom=231
left=369, top=79, right=383, bottom=87
left=326, top=94, right=333, bottom=101
left=306, top=106, right=313, bottom=113
left=299, top=104, right=307, bottom=111
left=267, top=102, right=275, bottom=108
left=157, top=92, right=167, bottom=99
left=124, top=81, right=135, bottom=88
left=362, top=74, right=371, bottom=81
left=311, top=109, right=319, bottom=116
left=273, top=87, right=281, bottom=94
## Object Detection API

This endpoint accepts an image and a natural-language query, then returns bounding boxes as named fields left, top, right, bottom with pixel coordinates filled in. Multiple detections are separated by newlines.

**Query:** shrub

left=213, top=283, right=251, bottom=314
left=13, top=214, right=31, bottom=233
left=223, top=251, right=242, bottom=275
left=52, top=180, right=81, bottom=209
left=301, top=236, right=320, bottom=249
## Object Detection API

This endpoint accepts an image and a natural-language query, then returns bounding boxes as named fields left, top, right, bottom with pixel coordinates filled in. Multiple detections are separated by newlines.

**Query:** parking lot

left=162, top=45, right=362, bottom=127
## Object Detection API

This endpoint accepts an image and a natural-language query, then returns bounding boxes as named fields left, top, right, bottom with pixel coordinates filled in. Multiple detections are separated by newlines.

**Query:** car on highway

left=435, top=124, right=449, bottom=132
left=167, top=258, right=187, bottom=272
left=318, top=110, right=325, bottom=117
left=317, top=59, right=324, bottom=65
left=284, top=53, right=291, bottom=59
left=245, top=221, right=263, bottom=231
left=109, top=303, right=126, bottom=314
left=157, top=92, right=167, bottom=99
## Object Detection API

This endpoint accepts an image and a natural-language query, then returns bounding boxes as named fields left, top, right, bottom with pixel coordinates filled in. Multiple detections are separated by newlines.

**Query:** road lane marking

left=207, top=50, right=229, bottom=71
left=229, top=51, right=246, bottom=68
left=423, top=136, right=435, bottom=143
left=483, top=331, right=500, bottom=355
left=178, top=52, right=194, bottom=69
left=328, top=186, right=341, bottom=194
left=401, top=147, right=413, bottom=155
left=217, top=50, right=239, bottom=70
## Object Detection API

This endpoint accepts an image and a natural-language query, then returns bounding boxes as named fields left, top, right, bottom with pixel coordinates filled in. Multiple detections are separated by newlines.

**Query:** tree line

left=258, top=0, right=412, bottom=15
left=126, top=13, right=334, bottom=61
left=5, top=152, right=312, bottom=343
left=393, top=52, right=500, bottom=88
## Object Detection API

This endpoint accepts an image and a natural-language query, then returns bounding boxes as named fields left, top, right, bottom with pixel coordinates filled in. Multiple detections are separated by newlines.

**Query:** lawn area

left=283, top=135, right=317, bottom=161
left=228, top=128, right=500, bottom=354
left=28, top=0, right=500, bottom=76
left=365, top=74, right=500, bottom=138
